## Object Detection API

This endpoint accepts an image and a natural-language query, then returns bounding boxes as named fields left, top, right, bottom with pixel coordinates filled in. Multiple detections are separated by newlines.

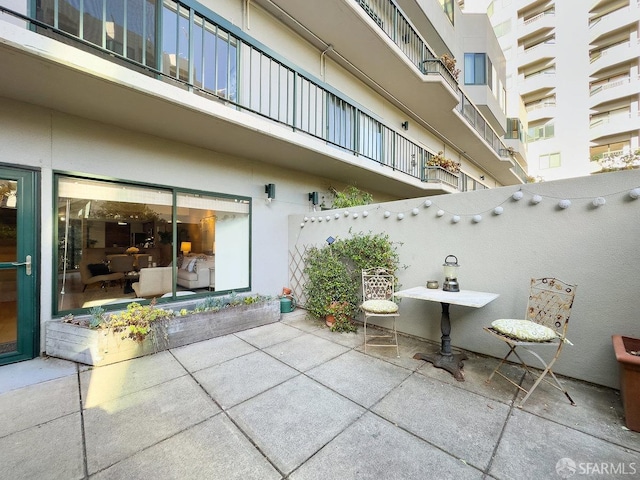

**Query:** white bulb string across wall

left=297, top=186, right=640, bottom=228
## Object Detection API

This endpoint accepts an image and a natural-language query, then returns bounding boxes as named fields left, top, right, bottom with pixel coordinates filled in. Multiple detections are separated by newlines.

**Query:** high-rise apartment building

left=465, top=0, right=640, bottom=181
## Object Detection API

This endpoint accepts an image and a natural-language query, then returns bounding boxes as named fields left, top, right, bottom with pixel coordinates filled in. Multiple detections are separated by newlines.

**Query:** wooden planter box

left=46, top=299, right=280, bottom=367
left=612, top=335, right=640, bottom=432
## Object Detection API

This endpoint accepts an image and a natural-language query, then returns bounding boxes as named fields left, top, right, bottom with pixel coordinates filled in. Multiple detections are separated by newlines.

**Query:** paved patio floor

left=1, top=309, right=639, bottom=479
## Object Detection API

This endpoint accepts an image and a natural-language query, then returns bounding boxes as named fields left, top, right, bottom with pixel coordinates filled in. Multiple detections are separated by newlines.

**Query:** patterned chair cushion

left=491, top=319, right=557, bottom=342
left=361, top=299, right=398, bottom=314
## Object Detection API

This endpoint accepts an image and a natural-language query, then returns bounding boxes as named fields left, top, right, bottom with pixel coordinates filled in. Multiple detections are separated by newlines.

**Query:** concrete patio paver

left=234, top=321, right=306, bottom=349
left=90, top=415, right=281, bottom=480
left=372, top=373, right=512, bottom=470
left=263, top=332, right=350, bottom=372
left=83, top=375, right=220, bottom=474
left=0, top=412, right=84, bottom=480
left=228, top=374, right=365, bottom=475
left=0, top=374, right=79, bottom=436
left=306, top=349, right=412, bottom=408
left=1, top=310, right=639, bottom=480
left=170, top=333, right=256, bottom=372
left=490, top=408, right=640, bottom=479
left=194, top=349, right=299, bottom=409
left=290, top=412, right=484, bottom=480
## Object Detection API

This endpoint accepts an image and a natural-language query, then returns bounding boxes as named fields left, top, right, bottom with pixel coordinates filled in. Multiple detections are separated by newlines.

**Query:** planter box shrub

left=46, top=298, right=280, bottom=367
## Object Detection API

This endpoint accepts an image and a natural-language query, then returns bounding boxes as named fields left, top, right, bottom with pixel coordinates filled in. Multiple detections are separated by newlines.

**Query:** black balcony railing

left=353, top=0, right=517, bottom=172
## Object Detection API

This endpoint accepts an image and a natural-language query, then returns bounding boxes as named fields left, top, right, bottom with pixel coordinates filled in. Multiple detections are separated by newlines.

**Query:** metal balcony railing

left=0, top=5, right=450, bottom=188
left=353, top=0, right=511, bottom=163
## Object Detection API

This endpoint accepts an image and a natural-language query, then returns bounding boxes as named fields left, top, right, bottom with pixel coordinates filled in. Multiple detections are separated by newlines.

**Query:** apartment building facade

left=0, top=0, right=521, bottom=365
left=466, top=0, right=640, bottom=180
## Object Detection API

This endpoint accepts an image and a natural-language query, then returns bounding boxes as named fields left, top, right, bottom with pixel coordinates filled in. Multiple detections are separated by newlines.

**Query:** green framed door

left=0, top=167, right=39, bottom=365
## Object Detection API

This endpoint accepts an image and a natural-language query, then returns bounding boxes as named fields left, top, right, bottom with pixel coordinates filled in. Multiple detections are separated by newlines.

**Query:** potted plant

left=440, top=53, right=460, bottom=80
left=325, top=300, right=356, bottom=332
left=612, top=335, right=640, bottom=432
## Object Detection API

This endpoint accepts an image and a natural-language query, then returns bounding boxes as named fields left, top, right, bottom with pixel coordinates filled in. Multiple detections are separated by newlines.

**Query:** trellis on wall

left=288, top=244, right=314, bottom=308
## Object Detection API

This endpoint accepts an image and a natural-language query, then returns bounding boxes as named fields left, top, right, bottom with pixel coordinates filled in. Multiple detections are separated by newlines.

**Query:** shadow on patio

left=1, top=309, right=638, bottom=479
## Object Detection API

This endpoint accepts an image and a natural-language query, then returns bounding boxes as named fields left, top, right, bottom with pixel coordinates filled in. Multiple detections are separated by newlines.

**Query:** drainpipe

left=245, top=0, right=251, bottom=29
left=320, top=45, right=333, bottom=78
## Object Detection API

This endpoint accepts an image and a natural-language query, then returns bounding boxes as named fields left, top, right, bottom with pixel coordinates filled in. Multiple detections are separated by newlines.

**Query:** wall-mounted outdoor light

left=308, top=192, right=319, bottom=205
left=265, top=183, right=276, bottom=201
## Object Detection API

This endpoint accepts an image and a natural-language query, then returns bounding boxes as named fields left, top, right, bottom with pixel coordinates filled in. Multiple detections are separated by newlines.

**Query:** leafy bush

left=303, top=230, right=401, bottom=330
left=329, top=185, right=373, bottom=209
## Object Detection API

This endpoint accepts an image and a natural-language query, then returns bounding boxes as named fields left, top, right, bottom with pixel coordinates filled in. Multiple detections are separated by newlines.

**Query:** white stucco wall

left=288, top=169, right=640, bottom=388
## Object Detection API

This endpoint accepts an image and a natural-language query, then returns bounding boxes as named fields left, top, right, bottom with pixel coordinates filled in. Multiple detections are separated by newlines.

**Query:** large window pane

left=56, top=177, right=173, bottom=312
left=83, top=0, right=103, bottom=47
left=162, top=0, right=178, bottom=77
left=105, top=0, right=125, bottom=55
left=175, top=193, right=250, bottom=293
left=58, top=0, right=80, bottom=36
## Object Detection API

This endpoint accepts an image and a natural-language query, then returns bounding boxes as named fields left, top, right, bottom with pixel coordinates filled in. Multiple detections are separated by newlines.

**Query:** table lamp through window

left=180, top=241, right=192, bottom=256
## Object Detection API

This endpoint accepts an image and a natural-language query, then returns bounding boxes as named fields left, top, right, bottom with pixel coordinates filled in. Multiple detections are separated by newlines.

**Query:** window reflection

left=55, top=176, right=251, bottom=313
left=175, top=193, right=250, bottom=293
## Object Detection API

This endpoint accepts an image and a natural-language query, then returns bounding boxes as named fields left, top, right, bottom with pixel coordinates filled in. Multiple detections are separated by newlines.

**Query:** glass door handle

left=11, top=255, right=32, bottom=276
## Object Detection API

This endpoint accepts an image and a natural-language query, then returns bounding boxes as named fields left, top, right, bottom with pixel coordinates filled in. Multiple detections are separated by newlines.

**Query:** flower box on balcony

left=45, top=298, right=280, bottom=367
left=612, top=335, right=640, bottom=432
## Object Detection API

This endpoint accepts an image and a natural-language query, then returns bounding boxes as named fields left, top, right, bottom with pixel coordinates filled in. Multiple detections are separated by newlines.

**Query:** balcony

left=517, top=41, right=556, bottom=70
left=253, top=0, right=519, bottom=185
left=590, top=40, right=640, bottom=75
left=590, top=75, right=640, bottom=108
left=519, top=70, right=556, bottom=96
left=590, top=111, right=640, bottom=141
left=0, top=8, right=479, bottom=198
left=518, top=10, right=555, bottom=39
left=589, top=2, right=640, bottom=42
left=525, top=99, right=556, bottom=122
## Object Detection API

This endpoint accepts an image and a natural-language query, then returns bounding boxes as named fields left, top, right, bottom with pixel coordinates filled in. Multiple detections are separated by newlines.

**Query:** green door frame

left=0, top=166, right=39, bottom=365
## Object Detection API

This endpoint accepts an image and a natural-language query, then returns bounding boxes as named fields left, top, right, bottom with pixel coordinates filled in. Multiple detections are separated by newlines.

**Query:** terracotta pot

left=612, top=335, right=640, bottom=432
left=282, top=287, right=292, bottom=295
left=325, top=315, right=336, bottom=328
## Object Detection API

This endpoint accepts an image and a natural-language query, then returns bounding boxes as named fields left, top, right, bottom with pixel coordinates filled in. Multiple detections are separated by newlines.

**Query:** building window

left=55, top=175, right=250, bottom=314
left=527, top=122, right=555, bottom=143
left=493, top=19, right=511, bottom=37
left=464, top=53, right=487, bottom=85
left=37, top=0, right=158, bottom=68
left=438, top=0, right=454, bottom=25
left=539, top=152, right=561, bottom=169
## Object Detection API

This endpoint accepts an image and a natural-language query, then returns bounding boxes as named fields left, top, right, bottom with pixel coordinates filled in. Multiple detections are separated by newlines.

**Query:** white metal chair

left=484, top=277, right=577, bottom=407
left=360, top=268, right=400, bottom=357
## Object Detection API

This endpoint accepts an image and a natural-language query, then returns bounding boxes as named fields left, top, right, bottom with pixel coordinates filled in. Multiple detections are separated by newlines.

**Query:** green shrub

left=303, top=230, right=401, bottom=330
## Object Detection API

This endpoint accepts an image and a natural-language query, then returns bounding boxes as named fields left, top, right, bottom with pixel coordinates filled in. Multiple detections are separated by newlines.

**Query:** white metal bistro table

left=395, top=286, right=499, bottom=381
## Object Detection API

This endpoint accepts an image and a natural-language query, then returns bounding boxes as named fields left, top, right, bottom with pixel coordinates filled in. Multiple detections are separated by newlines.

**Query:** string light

left=298, top=185, right=639, bottom=228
